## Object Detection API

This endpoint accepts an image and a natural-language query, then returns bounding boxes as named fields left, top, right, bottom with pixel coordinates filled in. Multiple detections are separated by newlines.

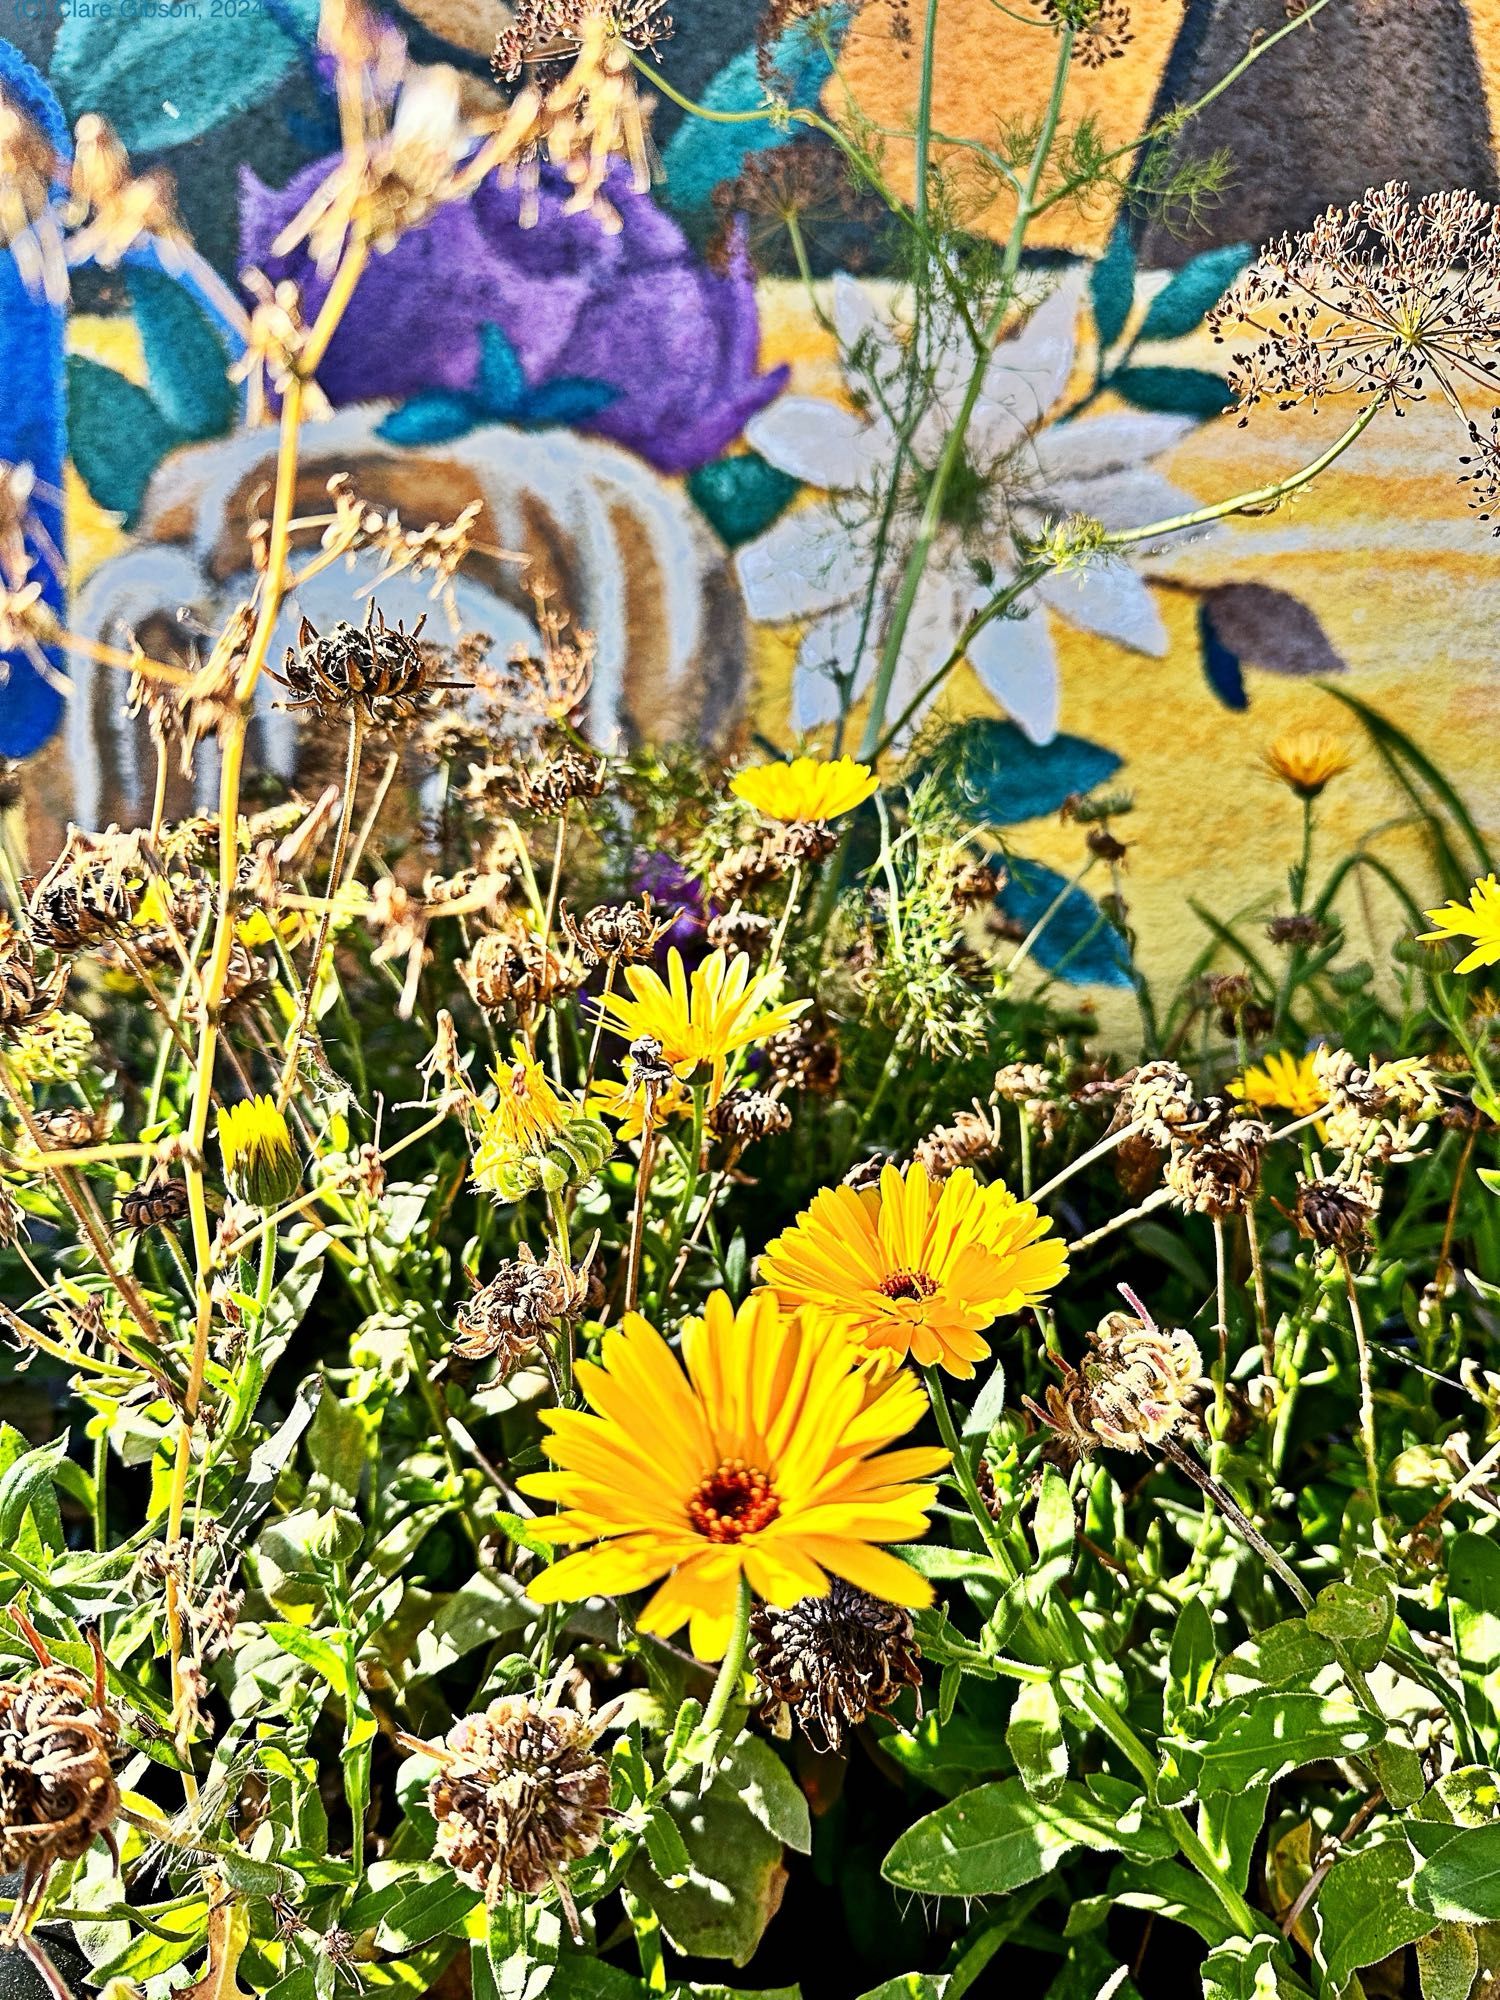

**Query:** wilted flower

left=709, top=836, right=790, bottom=903
left=65, top=114, right=185, bottom=270
left=1122, top=1060, right=1198, bottom=1147
left=218, top=1096, right=301, bottom=1211
left=706, top=908, right=774, bottom=958
left=465, top=927, right=569, bottom=1019
left=279, top=611, right=439, bottom=727
left=1266, top=912, right=1336, bottom=950
left=503, top=748, right=608, bottom=817
left=1163, top=1113, right=1269, bottom=1217
left=0, top=917, right=66, bottom=1034
left=1031, top=1297, right=1203, bottom=1461
left=765, top=1013, right=842, bottom=1096
left=1315, top=1047, right=1442, bottom=1162
left=115, top=1173, right=192, bottom=1239
left=559, top=896, right=676, bottom=966
left=751, top=1580, right=923, bottom=1754
left=454, top=1245, right=591, bottom=1369
left=1294, top=1168, right=1380, bottom=1258
left=709, top=1086, right=792, bottom=1152
left=913, top=1105, right=1005, bottom=1180
left=26, top=828, right=141, bottom=952
left=0, top=91, right=65, bottom=304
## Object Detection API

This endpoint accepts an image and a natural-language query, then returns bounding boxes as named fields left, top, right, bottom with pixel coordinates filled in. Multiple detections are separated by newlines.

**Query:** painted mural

left=4, top=0, right=1500, bottom=1032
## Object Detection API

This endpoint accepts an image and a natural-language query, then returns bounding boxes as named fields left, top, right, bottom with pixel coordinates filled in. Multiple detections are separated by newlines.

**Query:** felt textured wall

left=3, top=0, right=1499, bottom=1035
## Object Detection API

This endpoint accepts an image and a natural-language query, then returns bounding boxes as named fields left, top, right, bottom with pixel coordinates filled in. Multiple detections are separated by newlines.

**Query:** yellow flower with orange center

left=1231, top=1048, right=1325, bottom=1119
left=730, top=756, right=879, bottom=825
left=520, top=1291, right=946, bottom=1659
left=1421, top=874, right=1500, bottom=974
left=758, top=1161, right=1067, bottom=1378
left=595, top=947, right=806, bottom=1102
left=1262, top=731, right=1353, bottom=799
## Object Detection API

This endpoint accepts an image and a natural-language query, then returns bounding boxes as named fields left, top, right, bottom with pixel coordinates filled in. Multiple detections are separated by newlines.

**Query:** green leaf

left=1090, top=222, right=1136, bottom=351
left=127, top=267, right=234, bottom=442
left=1199, top=1934, right=1300, bottom=2000
left=51, top=0, right=319, bottom=150
left=881, top=1778, right=1157, bottom=1897
left=1136, top=244, right=1250, bottom=343
left=1165, top=1597, right=1216, bottom=1728
left=1110, top=366, right=1229, bottom=419
left=1198, top=1786, right=1271, bottom=1897
left=0, top=1425, right=68, bottom=1557
left=65, top=355, right=181, bottom=526
left=727, top=1733, right=811, bottom=1854
left=1157, top=1692, right=1383, bottom=1805
left=1308, top=1573, right=1395, bottom=1672
left=1408, top=1819, right=1500, bottom=1923
left=1216, top=1620, right=1337, bottom=1696
left=1315, top=1837, right=1434, bottom=1992
left=373, top=1870, right=481, bottom=1952
left=856, top=1981, right=949, bottom=2000
left=1449, top=1533, right=1500, bottom=1757
left=1091, top=1858, right=1237, bottom=1950
left=962, top=1360, right=1008, bottom=1450
left=1416, top=1923, right=1479, bottom=2000
left=1006, top=1679, right=1068, bottom=1802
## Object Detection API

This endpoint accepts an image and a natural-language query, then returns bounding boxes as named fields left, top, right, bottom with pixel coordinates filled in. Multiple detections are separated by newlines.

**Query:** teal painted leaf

left=1198, top=600, right=1248, bottom=709
left=66, top=356, right=180, bottom=526
left=994, top=856, right=1133, bottom=988
left=474, top=321, right=527, bottom=411
left=688, top=451, right=801, bottom=546
left=128, top=268, right=233, bottom=443
left=660, top=9, right=851, bottom=213
left=378, top=393, right=482, bottom=447
left=51, top=0, right=318, bottom=150
left=924, top=717, right=1122, bottom=824
left=1112, top=365, right=1230, bottom=417
left=1137, top=243, right=1251, bottom=343
left=525, top=377, right=619, bottom=425
left=1091, top=222, right=1136, bottom=351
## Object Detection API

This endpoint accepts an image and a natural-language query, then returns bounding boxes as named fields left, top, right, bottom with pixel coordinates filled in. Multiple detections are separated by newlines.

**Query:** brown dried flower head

left=453, top=1244, right=591, bottom=1369
left=1164, top=1111, right=1269, bottom=1217
left=0, top=917, right=67, bottom=1034
left=26, top=828, right=142, bottom=953
left=30, top=1105, right=106, bottom=1151
left=116, top=1173, right=191, bottom=1239
left=1315, top=1046, right=1442, bottom=1162
left=1030, top=1289, right=1203, bottom=1462
left=0, top=1610, right=121, bottom=1931
left=1040, top=0, right=1133, bottom=66
left=1294, top=1167, right=1380, bottom=1258
left=65, top=114, right=185, bottom=270
left=709, top=1086, right=792, bottom=1152
left=1122, top=1059, right=1198, bottom=1148
left=709, top=835, right=789, bottom=903
left=465, top=927, right=569, bottom=1018
left=504, top=747, right=608, bottom=817
left=913, top=1105, right=1004, bottom=1180
left=280, top=610, right=439, bottom=727
left=750, top=1580, right=923, bottom=1754
left=559, top=897, right=677, bottom=968
left=765, top=1013, right=842, bottom=1096
left=706, top=907, right=774, bottom=958
left=411, top=1670, right=616, bottom=1931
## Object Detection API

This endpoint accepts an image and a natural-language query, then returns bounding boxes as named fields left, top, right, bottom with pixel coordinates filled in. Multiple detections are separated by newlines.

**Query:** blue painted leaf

left=65, top=356, right=180, bottom=528
left=522, top=378, right=620, bottom=426
left=50, top=0, right=319, bottom=150
left=128, top=268, right=233, bottom=443
left=1111, top=366, right=1229, bottom=418
left=924, top=719, right=1122, bottom=826
left=687, top=452, right=801, bottom=548
left=473, top=323, right=528, bottom=417
left=0, top=39, right=69, bottom=149
left=1198, top=601, right=1248, bottom=710
left=377, top=393, right=482, bottom=447
left=0, top=657, right=65, bottom=761
left=1091, top=222, right=1136, bottom=351
left=1137, top=243, right=1250, bottom=343
left=660, top=8, right=851, bottom=212
left=994, top=857, right=1133, bottom=988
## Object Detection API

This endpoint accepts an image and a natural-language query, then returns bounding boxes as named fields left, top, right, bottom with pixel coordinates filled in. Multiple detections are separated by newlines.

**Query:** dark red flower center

left=688, top=1458, right=780, bottom=1543
left=877, top=1268, right=938, bottom=1302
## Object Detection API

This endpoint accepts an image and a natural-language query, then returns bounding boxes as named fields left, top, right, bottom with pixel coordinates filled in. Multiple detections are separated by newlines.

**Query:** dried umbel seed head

left=750, top=1580, right=923, bottom=1755
left=414, top=1682, right=614, bottom=1924
left=913, top=1106, right=1004, bottom=1180
left=766, top=1014, right=842, bottom=1096
left=709, top=836, right=788, bottom=903
left=465, top=928, right=568, bottom=1017
left=25, top=829, right=140, bottom=953
left=559, top=897, right=676, bottom=967
left=1030, top=1293, right=1203, bottom=1462
left=949, top=859, right=1001, bottom=910
left=0, top=917, right=67, bottom=1034
left=706, top=908, right=774, bottom=958
left=1122, top=1060, right=1197, bottom=1147
left=453, top=1245, right=590, bottom=1369
left=1266, top=912, right=1336, bottom=951
left=505, top=749, right=608, bottom=817
left=1164, top=1115, right=1269, bottom=1217
left=1294, top=1170, right=1380, bottom=1258
left=709, top=1087, right=791, bottom=1151
left=280, top=611, right=434, bottom=727
left=0, top=1613, right=121, bottom=1923
left=116, top=1174, right=191, bottom=1238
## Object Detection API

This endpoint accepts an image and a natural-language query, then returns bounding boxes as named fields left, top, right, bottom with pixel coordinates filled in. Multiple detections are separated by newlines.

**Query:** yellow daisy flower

left=759, top=1161, right=1067, bottom=1379
left=217, top=1094, right=300, bottom=1209
left=1421, top=874, right=1500, bottom=974
left=1262, top=731, right=1353, bottom=799
left=1231, top=1048, right=1325, bottom=1119
left=730, top=755, right=879, bottom=825
left=520, top=1291, right=947, bottom=1660
left=596, top=947, right=807, bottom=1102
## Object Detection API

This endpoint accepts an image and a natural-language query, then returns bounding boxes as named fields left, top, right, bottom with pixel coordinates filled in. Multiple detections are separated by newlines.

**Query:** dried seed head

left=453, top=1245, right=590, bottom=1369
left=0, top=917, right=67, bottom=1034
left=765, top=1013, right=842, bottom=1096
left=709, top=1087, right=791, bottom=1151
left=465, top=928, right=569, bottom=1018
left=948, top=858, right=1002, bottom=910
left=913, top=1105, right=1004, bottom=1180
left=843, top=1154, right=890, bottom=1191
left=559, top=896, right=676, bottom=967
left=0, top=1617, right=121, bottom=1920
left=1266, top=912, right=1336, bottom=950
left=26, top=829, right=141, bottom=953
left=1164, top=1114, right=1269, bottom=1217
left=502, top=748, right=607, bottom=817
left=1294, top=1169, right=1380, bottom=1258
left=1122, top=1060, right=1197, bottom=1147
left=116, top=1173, right=190, bottom=1238
left=624, top=1034, right=677, bottom=1093
left=1030, top=1293, right=1203, bottom=1462
left=1040, top=0, right=1133, bottom=66
left=779, top=820, right=840, bottom=865
left=709, top=836, right=788, bottom=902
left=1315, top=1047, right=1442, bottom=1163
left=750, top=1580, right=922, bottom=1754
left=421, top=1683, right=613, bottom=1915
left=705, top=908, right=774, bottom=958
left=30, top=1105, right=106, bottom=1150
left=280, top=610, right=435, bottom=727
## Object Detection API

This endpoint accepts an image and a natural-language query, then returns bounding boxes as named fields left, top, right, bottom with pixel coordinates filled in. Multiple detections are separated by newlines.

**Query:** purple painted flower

left=238, top=159, right=787, bottom=475
left=630, top=852, right=706, bottom=957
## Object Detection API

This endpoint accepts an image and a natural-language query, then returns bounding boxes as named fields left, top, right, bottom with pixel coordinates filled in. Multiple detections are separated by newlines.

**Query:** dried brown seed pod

left=709, top=1087, right=791, bottom=1151
left=559, top=897, right=676, bottom=967
left=765, top=1013, right=841, bottom=1096
left=1293, top=1171, right=1379, bottom=1258
left=913, top=1106, right=1004, bottom=1180
left=453, top=1245, right=590, bottom=1369
left=279, top=610, right=436, bottom=727
left=750, top=1580, right=923, bottom=1755
left=1029, top=1288, right=1204, bottom=1463
left=0, top=917, right=66, bottom=1033
left=116, top=1174, right=191, bottom=1238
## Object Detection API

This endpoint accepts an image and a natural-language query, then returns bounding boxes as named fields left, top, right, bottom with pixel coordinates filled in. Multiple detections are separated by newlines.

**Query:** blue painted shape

left=1198, top=601, right=1249, bottom=710
left=376, top=323, right=619, bottom=445
left=1091, top=221, right=1136, bottom=352
left=128, top=268, right=235, bottom=443
left=925, top=718, right=1123, bottom=825
left=1137, top=241, right=1251, bottom=344
left=660, top=9, right=852, bottom=213
left=994, top=856, right=1133, bottom=988
left=687, top=450, right=801, bottom=547
left=0, top=43, right=68, bottom=758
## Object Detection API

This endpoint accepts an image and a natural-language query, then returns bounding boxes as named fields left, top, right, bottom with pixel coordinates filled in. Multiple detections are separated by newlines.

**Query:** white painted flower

left=736, top=271, right=1203, bottom=744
